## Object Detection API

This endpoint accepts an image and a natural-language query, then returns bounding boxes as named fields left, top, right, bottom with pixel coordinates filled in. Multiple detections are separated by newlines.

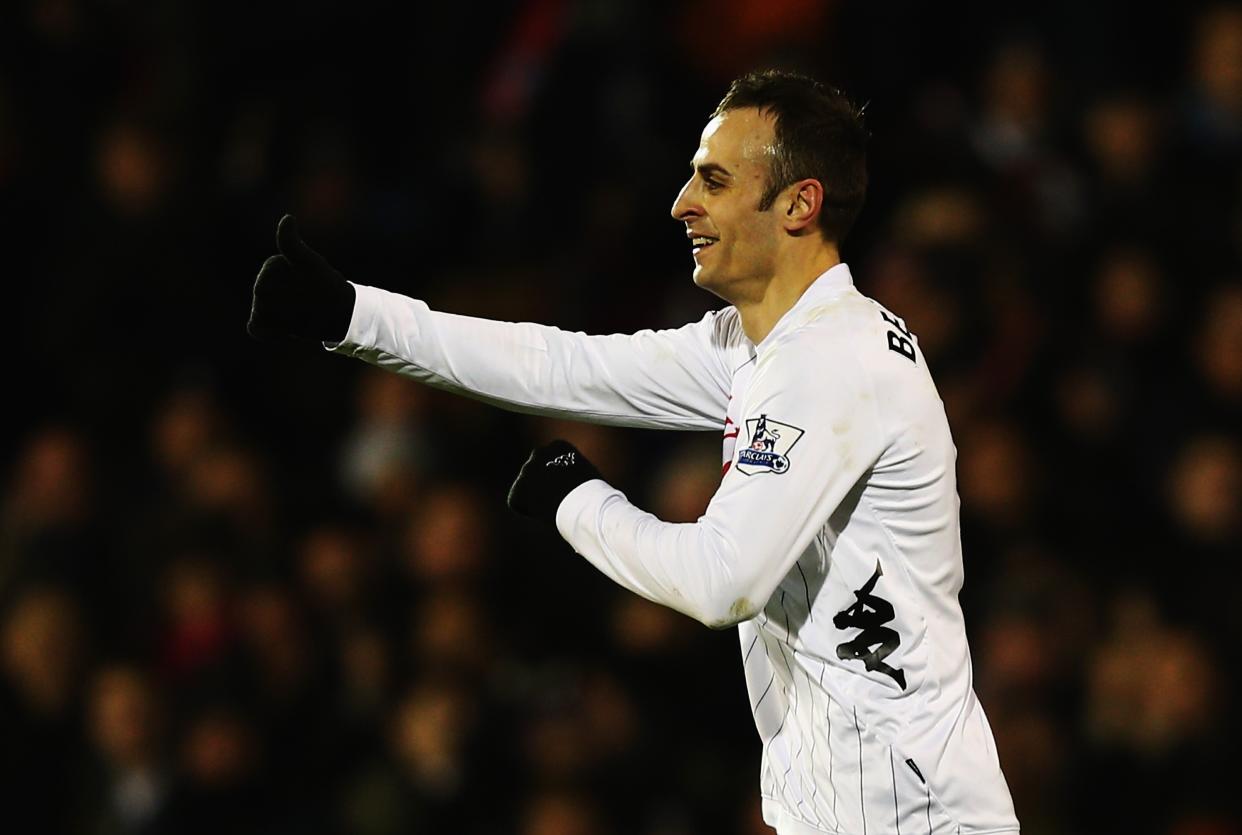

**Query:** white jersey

left=329, top=264, right=1019, bottom=835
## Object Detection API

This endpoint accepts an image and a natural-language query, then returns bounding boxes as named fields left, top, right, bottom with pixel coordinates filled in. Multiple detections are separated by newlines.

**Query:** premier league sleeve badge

left=735, top=414, right=806, bottom=476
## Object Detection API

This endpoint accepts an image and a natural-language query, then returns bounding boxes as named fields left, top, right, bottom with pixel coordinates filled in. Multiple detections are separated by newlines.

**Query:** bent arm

left=554, top=334, right=886, bottom=627
left=328, top=283, right=735, bottom=430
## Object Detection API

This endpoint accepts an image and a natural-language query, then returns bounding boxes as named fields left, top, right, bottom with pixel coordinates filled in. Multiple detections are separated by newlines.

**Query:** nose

left=670, top=177, right=701, bottom=222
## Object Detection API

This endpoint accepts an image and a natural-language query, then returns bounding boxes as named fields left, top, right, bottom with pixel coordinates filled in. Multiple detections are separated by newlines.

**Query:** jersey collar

left=755, top=262, right=855, bottom=352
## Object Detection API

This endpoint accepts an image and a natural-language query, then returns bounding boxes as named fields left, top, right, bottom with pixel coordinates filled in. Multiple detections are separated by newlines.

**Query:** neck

left=735, top=244, right=841, bottom=344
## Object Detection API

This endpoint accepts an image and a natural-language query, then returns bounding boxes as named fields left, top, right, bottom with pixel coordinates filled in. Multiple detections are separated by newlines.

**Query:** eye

left=704, top=179, right=723, bottom=192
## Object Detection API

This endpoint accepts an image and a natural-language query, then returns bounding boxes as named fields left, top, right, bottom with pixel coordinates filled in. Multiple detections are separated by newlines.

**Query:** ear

left=781, top=178, right=824, bottom=233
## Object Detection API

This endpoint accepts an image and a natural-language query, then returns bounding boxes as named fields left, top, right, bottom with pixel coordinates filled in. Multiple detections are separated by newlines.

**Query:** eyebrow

left=691, top=161, right=732, bottom=180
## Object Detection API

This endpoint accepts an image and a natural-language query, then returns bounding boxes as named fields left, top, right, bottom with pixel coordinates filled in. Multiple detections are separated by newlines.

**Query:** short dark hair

left=713, top=69, right=869, bottom=244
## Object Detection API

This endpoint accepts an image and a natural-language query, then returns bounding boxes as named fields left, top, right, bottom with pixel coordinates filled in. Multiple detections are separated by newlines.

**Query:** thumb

left=276, top=214, right=332, bottom=272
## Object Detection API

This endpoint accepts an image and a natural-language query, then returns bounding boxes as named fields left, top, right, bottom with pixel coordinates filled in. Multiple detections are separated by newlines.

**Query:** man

left=249, top=70, right=1019, bottom=835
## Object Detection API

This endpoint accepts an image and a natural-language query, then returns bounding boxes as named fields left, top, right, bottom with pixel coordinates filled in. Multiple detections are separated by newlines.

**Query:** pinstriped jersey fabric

left=721, top=348, right=1011, bottom=835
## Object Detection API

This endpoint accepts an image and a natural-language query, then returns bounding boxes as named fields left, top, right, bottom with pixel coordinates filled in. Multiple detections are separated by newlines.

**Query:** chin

left=691, top=268, right=731, bottom=301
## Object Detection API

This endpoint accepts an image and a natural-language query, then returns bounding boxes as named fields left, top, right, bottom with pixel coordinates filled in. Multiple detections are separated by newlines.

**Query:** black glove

left=507, top=440, right=603, bottom=524
left=248, top=214, right=356, bottom=343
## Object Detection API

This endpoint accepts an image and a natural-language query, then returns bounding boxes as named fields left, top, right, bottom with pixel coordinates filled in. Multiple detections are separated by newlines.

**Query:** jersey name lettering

left=880, top=309, right=917, bottom=364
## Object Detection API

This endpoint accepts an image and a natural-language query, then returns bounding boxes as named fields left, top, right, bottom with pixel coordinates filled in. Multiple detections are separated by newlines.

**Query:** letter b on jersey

left=879, top=309, right=916, bottom=364
left=887, top=331, right=915, bottom=362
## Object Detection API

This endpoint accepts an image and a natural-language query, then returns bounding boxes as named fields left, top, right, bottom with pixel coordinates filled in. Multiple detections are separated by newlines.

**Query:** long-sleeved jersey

left=329, top=264, right=1019, bottom=835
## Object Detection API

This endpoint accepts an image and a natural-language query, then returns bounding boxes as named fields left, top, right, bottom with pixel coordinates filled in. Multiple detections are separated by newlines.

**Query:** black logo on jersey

left=833, top=561, right=907, bottom=689
left=879, top=309, right=916, bottom=364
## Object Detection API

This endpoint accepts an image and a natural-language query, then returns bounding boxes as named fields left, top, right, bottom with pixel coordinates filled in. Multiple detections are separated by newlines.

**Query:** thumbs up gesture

left=247, top=215, right=356, bottom=344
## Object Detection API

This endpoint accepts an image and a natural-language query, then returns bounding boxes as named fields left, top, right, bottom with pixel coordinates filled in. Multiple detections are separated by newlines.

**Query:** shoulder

left=764, top=291, right=877, bottom=368
left=790, top=290, right=927, bottom=376
left=696, top=306, right=753, bottom=374
left=760, top=291, right=935, bottom=407
left=705, top=305, right=747, bottom=350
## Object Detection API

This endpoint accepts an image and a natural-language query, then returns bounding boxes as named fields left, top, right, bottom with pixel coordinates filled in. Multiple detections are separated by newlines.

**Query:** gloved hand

left=507, top=440, right=604, bottom=524
left=247, top=214, right=356, bottom=343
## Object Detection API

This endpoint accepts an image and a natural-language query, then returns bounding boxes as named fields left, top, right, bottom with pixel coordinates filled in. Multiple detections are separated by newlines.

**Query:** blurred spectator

left=1076, top=592, right=1233, bottom=833
left=297, top=523, right=372, bottom=623
left=94, top=117, right=172, bottom=219
left=971, top=37, right=1085, bottom=246
left=155, top=555, right=235, bottom=688
left=1, top=584, right=84, bottom=717
left=344, top=674, right=499, bottom=832
left=1079, top=91, right=1172, bottom=245
left=958, top=419, right=1040, bottom=536
left=0, top=586, right=87, bottom=831
left=610, top=594, right=694, bottom=658
left=1184, top=4, right=1242, bottom=152
left=646, top=436, right=721, bottom=523
left=400, top=483, right=490, bottom=584
left=181, top=444, right=272, bottom=551
left=1192, top=283, right=1242, bottom=419
left=1165, top=434, right=1241, bottom=548
left=675, top=0, right=830, bottom=84
left=150, top=386, right=228, bottom=487
left=889, top=186, right=987, bottom=251
left=410, top=584, right=495, bottom=678
left=234, top=582, right=314, bottom=707
left=336, top=620, right=393, bottom=721
left=987, top=709, right=1068, bottom=835
left=340, top=368, right=432, bottom=516
left=1092, top=245, right=1168, bottom=351
left=521, top=788, right=608, bottom=835
left=79, top=663, right=173, bottom=834
left=1084, top=93, right=1164, bottom=191
left=172, top=704, right=272, bottom=834
left=1087, top=593, right=1221, bottom=756
left=1174, top=4, right=1242, bottom=272
left=1, top=427, right=101, bottom=602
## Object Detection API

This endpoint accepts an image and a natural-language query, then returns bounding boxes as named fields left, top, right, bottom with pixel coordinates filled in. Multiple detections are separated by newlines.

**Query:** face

left=670, top=107, right=784, bottom=300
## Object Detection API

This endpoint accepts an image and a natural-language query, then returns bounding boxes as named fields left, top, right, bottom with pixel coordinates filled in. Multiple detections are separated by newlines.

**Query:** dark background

left=2, top=1, right=1241, bottom=833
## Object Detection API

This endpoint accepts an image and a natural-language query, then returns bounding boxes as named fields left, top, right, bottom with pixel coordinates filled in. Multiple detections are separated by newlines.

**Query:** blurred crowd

left=2, top=1, right=1241, bottom=833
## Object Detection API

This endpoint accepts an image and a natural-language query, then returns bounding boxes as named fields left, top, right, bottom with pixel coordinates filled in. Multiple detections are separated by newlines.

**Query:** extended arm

left=249, top=215, right=736, bottom=430
left=331, top=284, right=735, bottom=430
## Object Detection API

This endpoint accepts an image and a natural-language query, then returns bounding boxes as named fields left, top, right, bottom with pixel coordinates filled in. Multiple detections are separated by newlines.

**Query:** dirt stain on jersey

left=708, top=597, right=756, bottom=629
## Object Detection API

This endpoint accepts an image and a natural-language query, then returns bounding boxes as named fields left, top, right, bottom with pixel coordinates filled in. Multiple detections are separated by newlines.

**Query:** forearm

left=555, top=481, right=786, bottom=629
left=330, top=283, right=729, bottom=429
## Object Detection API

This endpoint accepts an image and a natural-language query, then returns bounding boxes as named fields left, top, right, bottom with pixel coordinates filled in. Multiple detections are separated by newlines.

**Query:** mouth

left=690, top=235, right=718, bottom=255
